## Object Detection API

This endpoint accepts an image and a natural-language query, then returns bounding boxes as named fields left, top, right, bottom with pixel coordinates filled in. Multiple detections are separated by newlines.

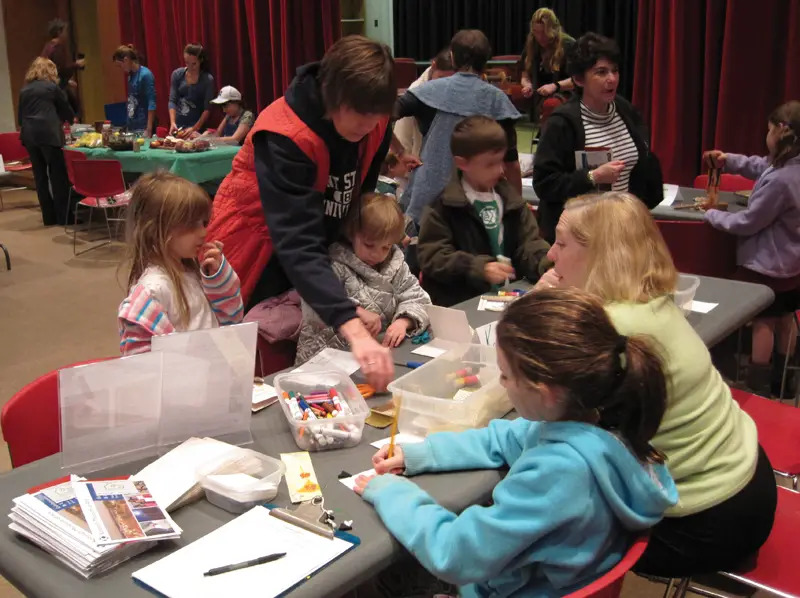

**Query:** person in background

left=112, top=44, right=156, bottom=137
left=206, top=36, right=404, bottom=391
left=41, top=18, right=84, bottom=116
left=168, top=43, right=215, bottom=135
left=376, top=151, right=409, bottom=197
left=203, top=86, right=254, bottom=145
left=393, top=29, right=522, bottom=228
left=296, top=193, right=431, bottom=363
left=537, top=192, right=776, bottom=577
left=533, top=33, right=663, bottom=243
left=704, top=101, right=800, bottom=397
left=353, top=287, right=677, bottom=597
left=393, top=48, right=455, bottom=157
left=118, top=172, right=243, bottom=355
left=17, top=57, right=74, bottom=226
left=520, top=8, right=575, bottom=128
left=418, top=116, right=550, bottom=307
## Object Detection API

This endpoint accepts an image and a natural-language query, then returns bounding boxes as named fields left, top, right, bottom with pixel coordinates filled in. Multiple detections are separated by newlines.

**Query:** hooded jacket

left=206, top=63, right=391, bottom=328
left=418, top=170, right=550, bottom=307
left=295, top=243, right=431, bottom=363
left=363, top=417, right=677, bottom=598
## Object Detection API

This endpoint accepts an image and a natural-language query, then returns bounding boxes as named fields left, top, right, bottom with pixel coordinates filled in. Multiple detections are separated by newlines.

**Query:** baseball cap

left=211, top=86, right=242, bottom=104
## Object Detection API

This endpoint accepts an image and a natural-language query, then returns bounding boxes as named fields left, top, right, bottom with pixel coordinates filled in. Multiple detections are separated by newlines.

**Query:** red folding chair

left=563, top=534, right=649, bottom=598
left=671, top=487, right=800, bottom=598
left=693, top=174, right=755, bottom=192
left=655, top=220, right=738, bottom=278
left=0, top=131, right=32, bottom=210
left=394, top=57, right=419, bottom=89
left=62, top=148, right=87, bottom=231
left=730, top=387, right=800, bottom=488
left=69, top=159, right=131, bottom=255
left=1, top=358, right=113, bottom=467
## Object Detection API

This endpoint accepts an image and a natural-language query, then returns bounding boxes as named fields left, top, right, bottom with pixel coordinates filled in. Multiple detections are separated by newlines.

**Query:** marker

left=395, top=360, right=424, bottom=369
left=204, top=552, right=286, bottom=576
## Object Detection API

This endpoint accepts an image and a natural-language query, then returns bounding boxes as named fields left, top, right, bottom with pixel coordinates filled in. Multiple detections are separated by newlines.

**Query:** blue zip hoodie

left=362, top=417, right=678, bottom=597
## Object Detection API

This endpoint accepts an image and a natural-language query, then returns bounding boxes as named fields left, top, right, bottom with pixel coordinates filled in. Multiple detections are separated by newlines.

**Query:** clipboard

left=132, top=504, right=359, bottom=598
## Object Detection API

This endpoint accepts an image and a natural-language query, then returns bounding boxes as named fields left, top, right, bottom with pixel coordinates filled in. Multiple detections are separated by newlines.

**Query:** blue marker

left=395, top=360, right=424, bottom=369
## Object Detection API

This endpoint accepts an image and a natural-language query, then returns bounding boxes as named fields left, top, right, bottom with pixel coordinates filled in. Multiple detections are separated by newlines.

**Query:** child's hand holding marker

left=351, top=445, right=407, bottom=496
left=200, top=241, right=224, bottom=275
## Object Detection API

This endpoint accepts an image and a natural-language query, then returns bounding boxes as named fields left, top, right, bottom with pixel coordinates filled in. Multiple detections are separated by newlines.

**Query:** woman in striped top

left=533, top=33, right=663, bottom=242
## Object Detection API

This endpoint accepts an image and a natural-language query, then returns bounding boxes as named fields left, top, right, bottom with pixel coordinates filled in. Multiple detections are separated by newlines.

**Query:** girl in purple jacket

left=704, top=101, right=800, bottom=396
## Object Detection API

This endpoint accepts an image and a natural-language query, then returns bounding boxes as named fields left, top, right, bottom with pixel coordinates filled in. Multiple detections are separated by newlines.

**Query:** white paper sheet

left=292, top=348, right=361, bottom=375
left=689, top=300, right=718, bottom=314
left=411, top=342, right=449, bottom=358
left=338, top=468, right=376, bottom=491
left=370, top=433, right=425, bottom=449
left=660, top=184, right=681, bottom=207
left=474, top=322, right=498, bottom=347
left=132, top=506, right=354, bottom=598
left=426, top=305, right=473, bottom=343
left=477, top=298, right=507, bottom=312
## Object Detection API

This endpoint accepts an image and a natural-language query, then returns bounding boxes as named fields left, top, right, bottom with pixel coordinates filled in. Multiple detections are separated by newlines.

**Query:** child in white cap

left=204, top=85, right=254, bottom=145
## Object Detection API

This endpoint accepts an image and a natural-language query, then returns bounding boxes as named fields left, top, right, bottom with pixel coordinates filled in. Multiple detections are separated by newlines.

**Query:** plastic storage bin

left=387, top=343, right=512, bottom=438
left=274, top=370, right=369, bottom=451
left=197, top=447, right=285, bottom=514
left=673, top=274, right=700, bottom=315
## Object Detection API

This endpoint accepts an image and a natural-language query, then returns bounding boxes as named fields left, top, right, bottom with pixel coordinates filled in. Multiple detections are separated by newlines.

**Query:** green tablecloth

left=72, top=143, right=240, bottom=184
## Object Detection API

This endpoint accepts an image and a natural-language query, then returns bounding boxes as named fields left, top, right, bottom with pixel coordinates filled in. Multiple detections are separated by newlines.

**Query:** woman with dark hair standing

left=168, top=43, right=215, bottom=135
left=112, top=44, right=156, bottom=137
left=520, top=8, right=575, bottom=126
left=40, top=18, right=84, bottom=116
left=533, top=32, right=663, bottom=243
left=18, top=57, right=74, bottom=226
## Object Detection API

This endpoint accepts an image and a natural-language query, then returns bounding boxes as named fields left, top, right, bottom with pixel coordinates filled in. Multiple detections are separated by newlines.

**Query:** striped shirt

left=580, top=101, right=639, bottom=192
left=117, top=256, right=244, bottom=355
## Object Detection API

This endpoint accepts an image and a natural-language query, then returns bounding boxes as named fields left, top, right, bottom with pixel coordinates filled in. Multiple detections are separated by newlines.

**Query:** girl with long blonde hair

left=537, top=191, right=776, bottom=578
left=118, top=171, right=244, bottom=354
left=520, top=8, right=575, bottom=121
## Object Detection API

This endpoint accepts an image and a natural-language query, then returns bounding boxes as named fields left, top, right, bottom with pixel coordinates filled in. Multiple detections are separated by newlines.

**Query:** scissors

left=357, top=384, right=375, bottom=399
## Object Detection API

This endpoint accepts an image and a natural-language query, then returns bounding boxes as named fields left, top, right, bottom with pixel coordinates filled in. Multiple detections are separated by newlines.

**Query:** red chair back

left=564, top=534, right=649, bottom=598
left=394, top=58, right=418, bottom=89
left=724, top=487, right=800, bottom=596
left=656, top=220, right=737, bottom=278
left=156, top=126, right=168, bottom=138
left=729, top=388, right=800, bottom=475
left=0, top=131, right=30, bottom=162
left=1, top=358, right=113, bottom=467
left=693, top=174, right=755, bottom=192
left=62, top=149, right=87, bottom=185
left=70, top=159, right=126, bottom=198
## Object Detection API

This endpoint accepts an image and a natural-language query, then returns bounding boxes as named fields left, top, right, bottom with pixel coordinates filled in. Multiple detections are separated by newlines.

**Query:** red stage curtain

left=117, top=0, right=341, bottom=130
left=633, top=0, right=800, bottom=186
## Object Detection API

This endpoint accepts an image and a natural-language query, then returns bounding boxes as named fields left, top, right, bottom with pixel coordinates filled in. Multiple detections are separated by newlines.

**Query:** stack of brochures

left=8, top=475, right=181, bottom=578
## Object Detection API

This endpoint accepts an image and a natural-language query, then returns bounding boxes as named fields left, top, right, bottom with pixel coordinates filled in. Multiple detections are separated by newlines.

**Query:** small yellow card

left=280, top=451, right=322, bottom=503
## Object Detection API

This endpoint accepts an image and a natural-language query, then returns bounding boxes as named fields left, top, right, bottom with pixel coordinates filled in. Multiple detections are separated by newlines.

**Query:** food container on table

left=387, top=343, right=511, bottom=438
left=107, top=131, right=135, bottom=151
left=274, top=370, right=369, bottom=451
left=673, top=274, right=700, bottom=315
left=197, top=447, right=285, bottom=514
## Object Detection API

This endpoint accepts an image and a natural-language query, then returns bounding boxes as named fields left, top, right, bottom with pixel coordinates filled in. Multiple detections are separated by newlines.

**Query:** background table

left=0, top=277, right=773, bottom=598
left=73, top=144, right=240, bottom=184
left=521, top=182, right=747, bottom=222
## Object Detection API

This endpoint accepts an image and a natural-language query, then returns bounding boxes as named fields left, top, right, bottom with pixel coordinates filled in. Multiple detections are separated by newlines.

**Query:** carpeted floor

left=0, top=188, right=768, bottom=598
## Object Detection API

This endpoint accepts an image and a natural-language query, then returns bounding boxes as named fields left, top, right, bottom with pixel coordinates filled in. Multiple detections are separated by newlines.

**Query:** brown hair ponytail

left=496, top=287, right=667, bottom=463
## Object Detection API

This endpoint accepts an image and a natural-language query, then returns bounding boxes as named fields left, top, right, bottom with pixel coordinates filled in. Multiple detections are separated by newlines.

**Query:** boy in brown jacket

left=417, top=115, right=550, bottom=306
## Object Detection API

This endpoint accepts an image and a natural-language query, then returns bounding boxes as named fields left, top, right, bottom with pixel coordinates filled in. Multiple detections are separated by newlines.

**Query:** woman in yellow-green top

left=534, top=191, right=776, bottom=578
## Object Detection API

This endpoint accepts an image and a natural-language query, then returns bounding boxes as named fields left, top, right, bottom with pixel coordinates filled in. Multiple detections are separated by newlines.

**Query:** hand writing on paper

left=383, top=318, right=410, bottom=348
left=372, top=445, right=406, bottom=475
left=200, top=241, right=224, bottom=275
left=356, top=307, right=382, bottom=338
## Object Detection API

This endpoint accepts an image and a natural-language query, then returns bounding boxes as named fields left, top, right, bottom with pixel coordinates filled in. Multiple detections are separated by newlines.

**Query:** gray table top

left=0, top=277, right=773, bottom=597
left=521, top=182, right=748, bottom=222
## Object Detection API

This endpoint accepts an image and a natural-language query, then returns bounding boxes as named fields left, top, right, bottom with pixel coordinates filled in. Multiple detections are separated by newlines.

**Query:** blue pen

left=396, top=360, right=424, bottom=369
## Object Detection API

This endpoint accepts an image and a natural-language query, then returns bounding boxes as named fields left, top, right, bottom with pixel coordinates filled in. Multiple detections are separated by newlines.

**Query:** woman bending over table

left=112, top=44, right=156, bottom=137
left=534, top=191, right=776, bottom=578
left=168, top=43, right=215, bottom=135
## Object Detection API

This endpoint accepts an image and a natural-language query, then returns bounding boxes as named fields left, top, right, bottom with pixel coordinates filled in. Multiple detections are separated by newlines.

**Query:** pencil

left=387, top=395, right=402, bottom=458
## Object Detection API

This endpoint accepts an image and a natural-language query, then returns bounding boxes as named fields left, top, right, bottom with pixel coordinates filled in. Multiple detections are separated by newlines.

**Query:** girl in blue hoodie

left=353, top=288, right=678, bottom=597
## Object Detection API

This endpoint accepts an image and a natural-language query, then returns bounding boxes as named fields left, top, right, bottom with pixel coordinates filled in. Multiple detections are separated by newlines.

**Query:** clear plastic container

left=673, top=274, right=700, bottom=315
left=387, top=344, right=512, bottom=438
left=197, top=447, right=285, bottom=514
left=273, top=370, right=369, bottom=451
